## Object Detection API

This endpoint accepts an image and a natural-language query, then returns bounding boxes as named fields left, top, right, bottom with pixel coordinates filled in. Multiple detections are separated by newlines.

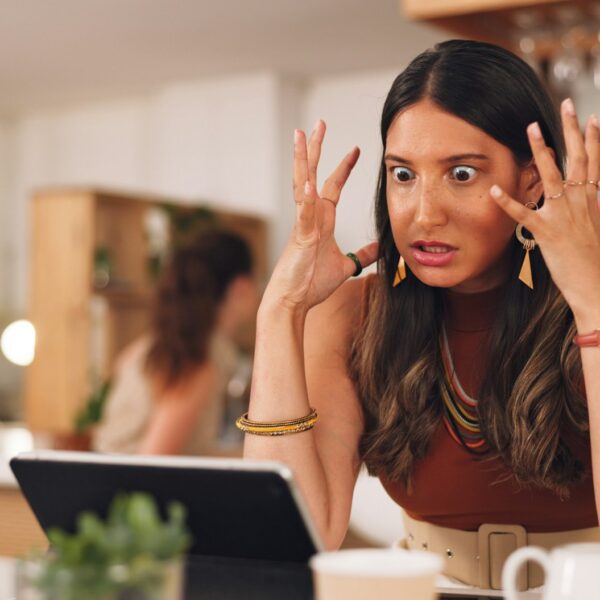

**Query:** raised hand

left=490, top=99, right=600, bottom=325
left=264, top=120, right=379, bottom=313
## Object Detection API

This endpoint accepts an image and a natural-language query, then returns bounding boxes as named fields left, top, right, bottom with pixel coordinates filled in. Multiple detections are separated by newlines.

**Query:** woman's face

left=384, top=99, right=541, bottom=293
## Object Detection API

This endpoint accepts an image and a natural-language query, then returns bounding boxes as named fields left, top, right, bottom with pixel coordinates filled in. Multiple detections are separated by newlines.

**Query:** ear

left=519, top=159, right=543, bottom=205
left=519, top=147, right=558, bottom=205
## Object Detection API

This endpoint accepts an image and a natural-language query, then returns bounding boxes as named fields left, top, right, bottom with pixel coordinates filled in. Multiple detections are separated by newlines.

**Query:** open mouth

left=418, top=245, right=452, bottom=254
left=410, top=241, right=458, bottom=267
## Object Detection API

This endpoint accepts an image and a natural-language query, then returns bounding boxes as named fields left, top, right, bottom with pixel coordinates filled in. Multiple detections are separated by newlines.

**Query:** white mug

left=310, top=548, right=443, bottom=600
left=502, top=543, right=600, bottom=600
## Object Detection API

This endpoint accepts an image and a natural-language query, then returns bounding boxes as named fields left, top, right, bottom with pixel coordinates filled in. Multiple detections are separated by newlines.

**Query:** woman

left=241, top=40, right=600, bottom=589
left=95, top=229, right=257, bottom=456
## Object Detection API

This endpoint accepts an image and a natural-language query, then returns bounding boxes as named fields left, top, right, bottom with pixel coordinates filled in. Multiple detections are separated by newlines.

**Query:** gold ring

left=564, top=180, right=586, bottom=186
left=321, top=197, right=337, bottom=207
left=545, top=190, right=565, bottom=200
left=586, top=180, right=599, bottom=189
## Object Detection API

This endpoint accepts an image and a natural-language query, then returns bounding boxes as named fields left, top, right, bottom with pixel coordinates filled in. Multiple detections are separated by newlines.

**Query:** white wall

left=2, top=72, right=289, bottom=310
left=302, top=69, right=397, bottom=256
left=0, top=124, right=9, bottom=310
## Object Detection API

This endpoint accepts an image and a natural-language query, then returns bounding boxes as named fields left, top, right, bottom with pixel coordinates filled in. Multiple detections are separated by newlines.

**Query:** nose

left=414, top=181, right=448, bottom=230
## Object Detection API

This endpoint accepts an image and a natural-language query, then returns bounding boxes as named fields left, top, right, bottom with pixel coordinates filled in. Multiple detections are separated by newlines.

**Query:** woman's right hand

left=263, top=120, right=379, bottom=314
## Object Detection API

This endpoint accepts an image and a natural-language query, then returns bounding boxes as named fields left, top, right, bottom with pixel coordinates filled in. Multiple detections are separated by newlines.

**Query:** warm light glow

left=1, top=320, right=36, bottom=366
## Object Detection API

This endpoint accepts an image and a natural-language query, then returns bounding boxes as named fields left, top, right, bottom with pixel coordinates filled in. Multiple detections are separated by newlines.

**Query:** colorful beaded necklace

left=439, top=326, right=487, bottom=453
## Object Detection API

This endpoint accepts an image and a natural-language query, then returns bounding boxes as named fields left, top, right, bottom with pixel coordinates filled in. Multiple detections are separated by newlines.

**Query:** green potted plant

left=18, top=492, right=192, bottom=600
left=53, top=379, right=112, bottom=451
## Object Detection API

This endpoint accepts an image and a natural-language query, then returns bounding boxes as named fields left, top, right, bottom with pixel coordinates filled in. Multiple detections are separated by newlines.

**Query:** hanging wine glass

left=513, top=9, right=542, bottom=75
left=518, top=35, right=541, bottom=74
left=549, top=29, right=586, bottom=93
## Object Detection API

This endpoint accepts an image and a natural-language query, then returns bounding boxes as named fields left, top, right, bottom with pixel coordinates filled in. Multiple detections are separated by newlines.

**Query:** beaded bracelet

left=235, top=408, right=318, bottom=436
left=573, top=330, right=600, bottom=347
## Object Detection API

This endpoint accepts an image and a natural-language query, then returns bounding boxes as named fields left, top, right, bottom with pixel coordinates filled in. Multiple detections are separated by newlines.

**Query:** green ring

left=346, top=252, right=363, bottom=277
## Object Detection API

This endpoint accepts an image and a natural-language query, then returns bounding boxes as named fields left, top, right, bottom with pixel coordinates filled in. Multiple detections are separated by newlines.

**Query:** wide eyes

left=390, top=165, right=477, bottom=184
left=391, top=166, right=414, bottom=183
left=449, top=166, right=477, bottom=182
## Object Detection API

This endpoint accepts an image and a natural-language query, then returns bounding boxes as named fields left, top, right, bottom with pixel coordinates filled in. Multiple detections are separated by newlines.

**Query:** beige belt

left=401, top=512, right=600, bottom=591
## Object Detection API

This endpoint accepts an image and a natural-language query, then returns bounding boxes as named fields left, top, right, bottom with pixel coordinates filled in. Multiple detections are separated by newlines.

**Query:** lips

left=410, top=240, right=457, bottom=267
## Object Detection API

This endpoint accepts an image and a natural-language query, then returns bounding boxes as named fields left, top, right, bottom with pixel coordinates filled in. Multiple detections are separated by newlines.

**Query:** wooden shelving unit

left=24, top=188, right=267, bottom=434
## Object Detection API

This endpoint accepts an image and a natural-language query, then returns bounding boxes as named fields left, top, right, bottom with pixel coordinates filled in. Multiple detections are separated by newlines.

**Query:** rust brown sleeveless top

left=361, top=276, right=597, bottom=532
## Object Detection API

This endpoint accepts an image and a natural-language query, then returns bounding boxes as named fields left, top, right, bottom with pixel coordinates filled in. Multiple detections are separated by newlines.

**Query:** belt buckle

left=477, top=523, right=527, bottom=590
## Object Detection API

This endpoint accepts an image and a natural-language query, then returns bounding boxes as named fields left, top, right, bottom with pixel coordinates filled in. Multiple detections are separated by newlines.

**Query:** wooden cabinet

left=400, top=0, right=598, bottom=56
left=25, top=188, right=267, bottom=434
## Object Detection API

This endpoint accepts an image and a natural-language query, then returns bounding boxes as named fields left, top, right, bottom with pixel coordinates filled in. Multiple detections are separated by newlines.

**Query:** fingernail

left=490, top=185, right=503, bottom=198
left=304, top=181, right=311, bottom=195
left=562, top=98, right=576, bottom=116
left=314, top=119, right=322, bottom=131
left=294, top=129, right=300, bottom=144
left=591, top=114, right=599, bottom=129
left=528, top=122, right=542, bottom=140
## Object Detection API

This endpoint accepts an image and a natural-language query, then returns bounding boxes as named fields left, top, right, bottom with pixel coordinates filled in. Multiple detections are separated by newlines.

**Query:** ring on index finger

left=545, top=187, right=565, bottom=200
left=321, top=197, right=337, bottom=207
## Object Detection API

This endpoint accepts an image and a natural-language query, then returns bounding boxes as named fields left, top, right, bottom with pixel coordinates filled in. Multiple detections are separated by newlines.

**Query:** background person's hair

left=351, top=39, right=587, bottom=496
left=145, top=229, right=253, bottom=391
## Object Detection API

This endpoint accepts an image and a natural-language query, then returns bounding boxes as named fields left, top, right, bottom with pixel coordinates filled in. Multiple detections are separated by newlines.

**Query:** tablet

left=10, top=451, right=323, bottom=563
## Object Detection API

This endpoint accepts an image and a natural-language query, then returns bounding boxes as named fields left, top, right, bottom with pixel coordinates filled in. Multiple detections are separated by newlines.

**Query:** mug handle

left=502, top=546, right=550, bottom=600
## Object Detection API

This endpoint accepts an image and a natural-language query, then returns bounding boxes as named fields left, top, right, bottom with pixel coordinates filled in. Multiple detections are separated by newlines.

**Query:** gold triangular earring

left=393, top=255, right=406, bottom=287
left=516, top=224, right=535, bottom=289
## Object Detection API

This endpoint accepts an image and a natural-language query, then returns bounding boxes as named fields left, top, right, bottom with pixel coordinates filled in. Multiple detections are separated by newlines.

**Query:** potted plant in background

left=52, top=379, right=112, bottom=452
left=17, top=492, right=191, bottom=600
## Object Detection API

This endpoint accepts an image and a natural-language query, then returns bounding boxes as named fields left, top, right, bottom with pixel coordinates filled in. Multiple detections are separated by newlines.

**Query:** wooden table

left=0, top=426, right=48, bottom=558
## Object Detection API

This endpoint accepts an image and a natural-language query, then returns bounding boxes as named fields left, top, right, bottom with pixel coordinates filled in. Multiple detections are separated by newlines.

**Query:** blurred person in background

left=94, top=229, right=257, bottom=455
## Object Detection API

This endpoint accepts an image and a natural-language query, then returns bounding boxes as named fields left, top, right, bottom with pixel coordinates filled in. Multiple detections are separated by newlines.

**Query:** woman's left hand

left=490, top=99, right=600, bottom=326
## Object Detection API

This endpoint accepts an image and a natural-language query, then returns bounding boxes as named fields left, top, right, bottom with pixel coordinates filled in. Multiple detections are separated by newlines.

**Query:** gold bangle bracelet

left=235, top=408, right=318, bottom=436
left=237, top=408, right=318, bottom=427
left=236, top=418, right=318, bottom=436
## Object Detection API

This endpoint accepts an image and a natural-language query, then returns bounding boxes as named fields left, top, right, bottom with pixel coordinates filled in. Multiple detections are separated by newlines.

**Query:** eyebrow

left=384, top=153, right=491, bottom=164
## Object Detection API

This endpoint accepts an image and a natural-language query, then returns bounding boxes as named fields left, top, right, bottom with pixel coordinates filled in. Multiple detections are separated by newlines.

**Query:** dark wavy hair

left=350, top=40, right=587, bottom=496
left=145, top=229, right=252, bottom=390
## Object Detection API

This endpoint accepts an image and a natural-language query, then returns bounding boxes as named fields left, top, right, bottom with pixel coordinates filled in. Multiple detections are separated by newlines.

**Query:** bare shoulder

left=161, top=360, right=216, bottom=401
left=114, top=335, right=151, bottom=373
